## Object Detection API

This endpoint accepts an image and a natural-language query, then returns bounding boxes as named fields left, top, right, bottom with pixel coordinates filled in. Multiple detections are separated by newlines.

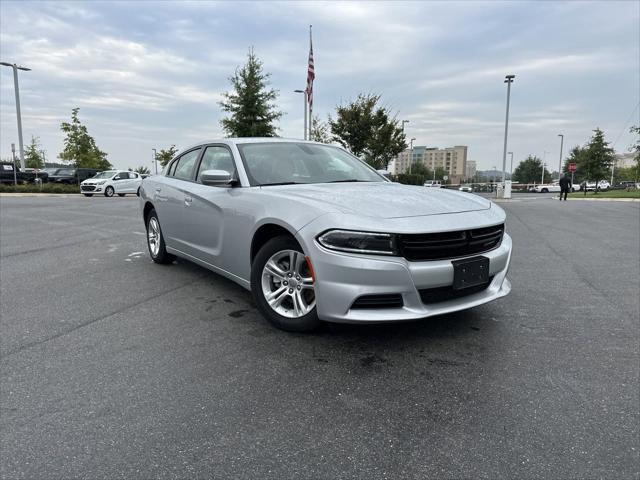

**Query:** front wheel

left=251, top=236, right=320, bottom=332
left=104, top=186, right=115, bottom=197
left=146, top=209, right=175, bottom=264
left=541, top=188, right=549, bottom=193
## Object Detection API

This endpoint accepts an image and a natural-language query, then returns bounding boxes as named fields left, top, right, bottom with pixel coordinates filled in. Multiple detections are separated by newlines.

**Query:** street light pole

left=541, top=162, right=547, bottom=184
left=401, top=120, right=409, bottom=132
left=408, top=137, right=416, bottom=174
left=1, top=62, right=30, bottom=172
left=294, top=90, right=308, bottom=140
left=508, top=152, right=514, bottom=178
left=501, top=75, right=515, bottom=188
left=11, top=143, right=17, bottom=185
left=557, top=134, right=564, bottom=180
left=152, top=148, right=157, bottom=174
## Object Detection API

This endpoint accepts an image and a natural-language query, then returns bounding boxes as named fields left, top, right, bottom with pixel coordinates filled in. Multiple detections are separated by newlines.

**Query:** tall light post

left=557, top=134, right=564, bottom=180
left=401, top=120, right=409, bottom=132
left=508, top=151, right=514, bottom=178
left=501, top=74, right=515, bottom=189
left=541, top=162, right=547, bottom=184
left=1, top=62, right=30, bottom=172
left=11, top=143, right=17, bottom=185
left=408, top=137, right=416, bottom=174
left=294, top=90, right=308, bottom=140
left=152, top=148, right=157, bottom=174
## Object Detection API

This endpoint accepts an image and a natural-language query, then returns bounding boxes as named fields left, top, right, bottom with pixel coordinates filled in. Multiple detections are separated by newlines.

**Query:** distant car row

left=529, top=180, right=612, bottom=193
left=0, top=164, right=102, bottom=185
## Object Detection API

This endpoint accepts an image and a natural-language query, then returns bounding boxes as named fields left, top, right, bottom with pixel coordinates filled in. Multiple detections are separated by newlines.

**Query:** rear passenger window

left=197, top=146, right=235, bottom=181
left=172, top=149, right=201, bottom=180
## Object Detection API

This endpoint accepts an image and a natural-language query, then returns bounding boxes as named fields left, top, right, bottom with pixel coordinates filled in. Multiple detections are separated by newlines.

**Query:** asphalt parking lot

left=1, top=195, right=638, bottom=479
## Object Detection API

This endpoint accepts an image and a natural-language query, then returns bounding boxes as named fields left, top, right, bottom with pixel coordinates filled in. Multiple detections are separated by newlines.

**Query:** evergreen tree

left=24, top=136, right=44, bottom=169
left=134, top=165, right=151, bottom=175
left=59, top=108, right=111, bottom=169
left=582, top=128, right=615, bottom=192
left=329, top=94, right=406, bottom=170
left=219, top=49, right=283, bottom=137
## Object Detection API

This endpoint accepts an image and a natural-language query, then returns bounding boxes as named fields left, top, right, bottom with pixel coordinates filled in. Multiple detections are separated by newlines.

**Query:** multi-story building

left=391, top=145, right=468, bottom=184
left=615, top=152, right=636, bottom=169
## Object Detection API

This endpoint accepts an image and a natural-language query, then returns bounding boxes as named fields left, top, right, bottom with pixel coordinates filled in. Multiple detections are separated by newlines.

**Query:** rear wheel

left=104, top=186, right=115, bottom=197
left=146, top=209, right=175, bottom=264
left=541, top=188, right=549, bottom=193
left=83, top=193, right=93, bottom=197
left=251, top=236, right=320, bottom=332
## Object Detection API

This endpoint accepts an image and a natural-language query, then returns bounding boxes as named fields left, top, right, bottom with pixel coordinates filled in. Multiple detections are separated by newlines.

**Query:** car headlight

left=317, top=230, right=397, bottom=255
left=96, top=180, right=106, bottom=185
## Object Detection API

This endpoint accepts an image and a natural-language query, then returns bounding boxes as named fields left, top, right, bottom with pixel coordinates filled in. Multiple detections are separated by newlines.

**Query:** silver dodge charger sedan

left=140, top=138, right=512, bottom=332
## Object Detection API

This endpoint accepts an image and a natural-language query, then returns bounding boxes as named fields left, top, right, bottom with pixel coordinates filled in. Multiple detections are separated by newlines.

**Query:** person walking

left=559, top=173, right=571, bottom=201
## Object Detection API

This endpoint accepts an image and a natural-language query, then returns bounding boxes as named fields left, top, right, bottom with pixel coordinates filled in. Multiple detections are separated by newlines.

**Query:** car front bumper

left=297, top=232, right=512, bottom=324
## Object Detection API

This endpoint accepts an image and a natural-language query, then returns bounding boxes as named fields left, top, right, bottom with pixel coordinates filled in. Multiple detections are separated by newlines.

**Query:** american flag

left=305, top=25, right=315, bottom=115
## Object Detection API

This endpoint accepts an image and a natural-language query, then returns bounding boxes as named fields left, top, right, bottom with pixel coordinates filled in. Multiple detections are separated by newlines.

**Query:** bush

left=0, top=183, right=80, bottom=194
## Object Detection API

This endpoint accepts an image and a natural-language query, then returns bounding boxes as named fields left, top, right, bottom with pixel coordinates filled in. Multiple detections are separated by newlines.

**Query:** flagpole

left=308, top=24, right=313, bottom=140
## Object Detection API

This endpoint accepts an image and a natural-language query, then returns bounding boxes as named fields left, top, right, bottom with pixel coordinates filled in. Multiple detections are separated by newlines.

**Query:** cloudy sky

left=1, top=1, right=638, bottom=172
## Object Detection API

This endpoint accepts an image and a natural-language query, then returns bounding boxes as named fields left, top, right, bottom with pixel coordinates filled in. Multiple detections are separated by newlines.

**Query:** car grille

left=397, top=224, right=504, bottom=261
left=419, top=277, right=494, bottom=304
left=351, top=294, right=403, bottom=309
left=81, top=185, right=96, bottom=191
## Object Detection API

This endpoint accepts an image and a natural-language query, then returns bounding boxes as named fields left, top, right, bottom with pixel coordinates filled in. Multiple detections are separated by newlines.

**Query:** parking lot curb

left=0, top=193, right=82, bottom=197
left=557, top=197, right=640, bottom=202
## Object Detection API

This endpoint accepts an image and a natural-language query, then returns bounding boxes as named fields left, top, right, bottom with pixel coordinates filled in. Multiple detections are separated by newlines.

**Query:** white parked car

left=584, top=180, right=610, bottom=191
left=459, top=184, right=473, bottom=192
left=531, top=183, right=561, bottom=193
left=80, top=170, right=143, bottom=197
left=424, top=180, right=442, bottom=188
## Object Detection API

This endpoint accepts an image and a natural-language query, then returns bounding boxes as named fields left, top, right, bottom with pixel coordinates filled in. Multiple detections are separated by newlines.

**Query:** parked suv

left=80, top=170, right=143, bottom=197
left=0, top=162, right=44, bottom=184
left=49, top=168, right=100, bottom=184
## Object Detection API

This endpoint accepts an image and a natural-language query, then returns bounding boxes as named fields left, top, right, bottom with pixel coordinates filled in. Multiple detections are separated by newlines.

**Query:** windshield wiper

left=327, top=179, right=369, bottom=183
left=258, top=181, right=303, bottom=186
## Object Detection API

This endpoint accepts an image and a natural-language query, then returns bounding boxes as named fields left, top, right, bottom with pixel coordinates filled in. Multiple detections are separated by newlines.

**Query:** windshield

left=237, top=142, right=385, bottom=186
left=56, top=169, right=76, bottom=176
left=92, top=171, right=117, bottom=179
left=42, top=168, right=60, bottom=175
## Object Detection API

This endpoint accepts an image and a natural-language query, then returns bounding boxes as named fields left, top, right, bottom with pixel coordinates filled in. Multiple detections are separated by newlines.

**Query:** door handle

left=184, top=196, right=193, bottom=206
left=155, top=188, right=162, bottom=193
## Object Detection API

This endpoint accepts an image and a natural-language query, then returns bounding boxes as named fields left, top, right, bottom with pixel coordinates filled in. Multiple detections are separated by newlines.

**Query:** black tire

left=104, top=186, right=115, bottom=197
left=541, top=188, right=549, bottom=193
left=251, top=235, right=321, bottom=332
left=117, top=193, right=126, bottom=197
left=145, top=209, right=175, bottom=264
left=83, top=193, right=93, bottom=197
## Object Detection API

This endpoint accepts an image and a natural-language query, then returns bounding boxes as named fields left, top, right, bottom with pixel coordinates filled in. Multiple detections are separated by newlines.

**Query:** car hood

left=262, top=182, right=491, bottom=219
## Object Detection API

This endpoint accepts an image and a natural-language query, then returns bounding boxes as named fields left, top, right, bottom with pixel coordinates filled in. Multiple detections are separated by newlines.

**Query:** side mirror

left=200, top=169, right=232, bottom=186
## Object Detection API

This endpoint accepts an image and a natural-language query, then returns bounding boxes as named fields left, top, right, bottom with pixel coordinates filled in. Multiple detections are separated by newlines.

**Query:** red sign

left=569, top=163, right=577, bottom=172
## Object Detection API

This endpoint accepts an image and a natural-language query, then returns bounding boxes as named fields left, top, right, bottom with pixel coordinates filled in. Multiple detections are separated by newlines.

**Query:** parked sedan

left=80, top=170, right=143, bottom=197
left=459, top=184, right=473, bottom=192
left=140, top=139, right=512, bottom=332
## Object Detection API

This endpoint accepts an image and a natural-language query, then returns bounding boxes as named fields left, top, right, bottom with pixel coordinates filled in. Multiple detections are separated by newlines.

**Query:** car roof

left=178, top=137, right=330, bottom=154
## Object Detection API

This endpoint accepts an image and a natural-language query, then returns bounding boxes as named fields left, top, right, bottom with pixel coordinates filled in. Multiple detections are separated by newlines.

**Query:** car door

left=112, top=172, right=129, bottom=192
left=154, top=148, right=202, bottom=251
left=178, top=144, right=238, bottom=267
left=128, top=172, right=142, bottom=192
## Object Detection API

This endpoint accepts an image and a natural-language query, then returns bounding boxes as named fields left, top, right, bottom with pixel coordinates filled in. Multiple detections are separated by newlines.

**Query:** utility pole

left=508, top=152, right=514, bottom=178
left=557, top=134, right=564, bottom=180
left=11, top=143, right=17, bottom=185
left=1, top=62, right=30, bottom=172
left=408, top=138, right=416, bottom=174
left=541, top=162, right=547, bottom=184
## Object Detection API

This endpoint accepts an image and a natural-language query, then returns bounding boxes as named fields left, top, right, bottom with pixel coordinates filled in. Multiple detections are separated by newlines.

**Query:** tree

left=134, top=165, right=151, bottom=175
left=563, top=145, right=586, bottom=182
left=630, top=126, right=640, bottom=181
left=582, top=128, right=615, bottom=193
left=156, top=145, right=179, bottom=168
left=309, top=115, right=331, bottom=144
left=59, top=108, right=111, bottom=169
left=219, top=48, right=283, bottom=137
left=329, top=94, right=407, bottom=170
left=24, top=136, right=44, bottom=169
left=513, top=155, right=552, bottom=183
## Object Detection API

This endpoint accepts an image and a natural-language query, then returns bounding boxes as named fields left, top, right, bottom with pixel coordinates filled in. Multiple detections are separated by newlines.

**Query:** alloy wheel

left=261, top=249, right=315, bottom=318
left=148, top=217, right=160, bottom=257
